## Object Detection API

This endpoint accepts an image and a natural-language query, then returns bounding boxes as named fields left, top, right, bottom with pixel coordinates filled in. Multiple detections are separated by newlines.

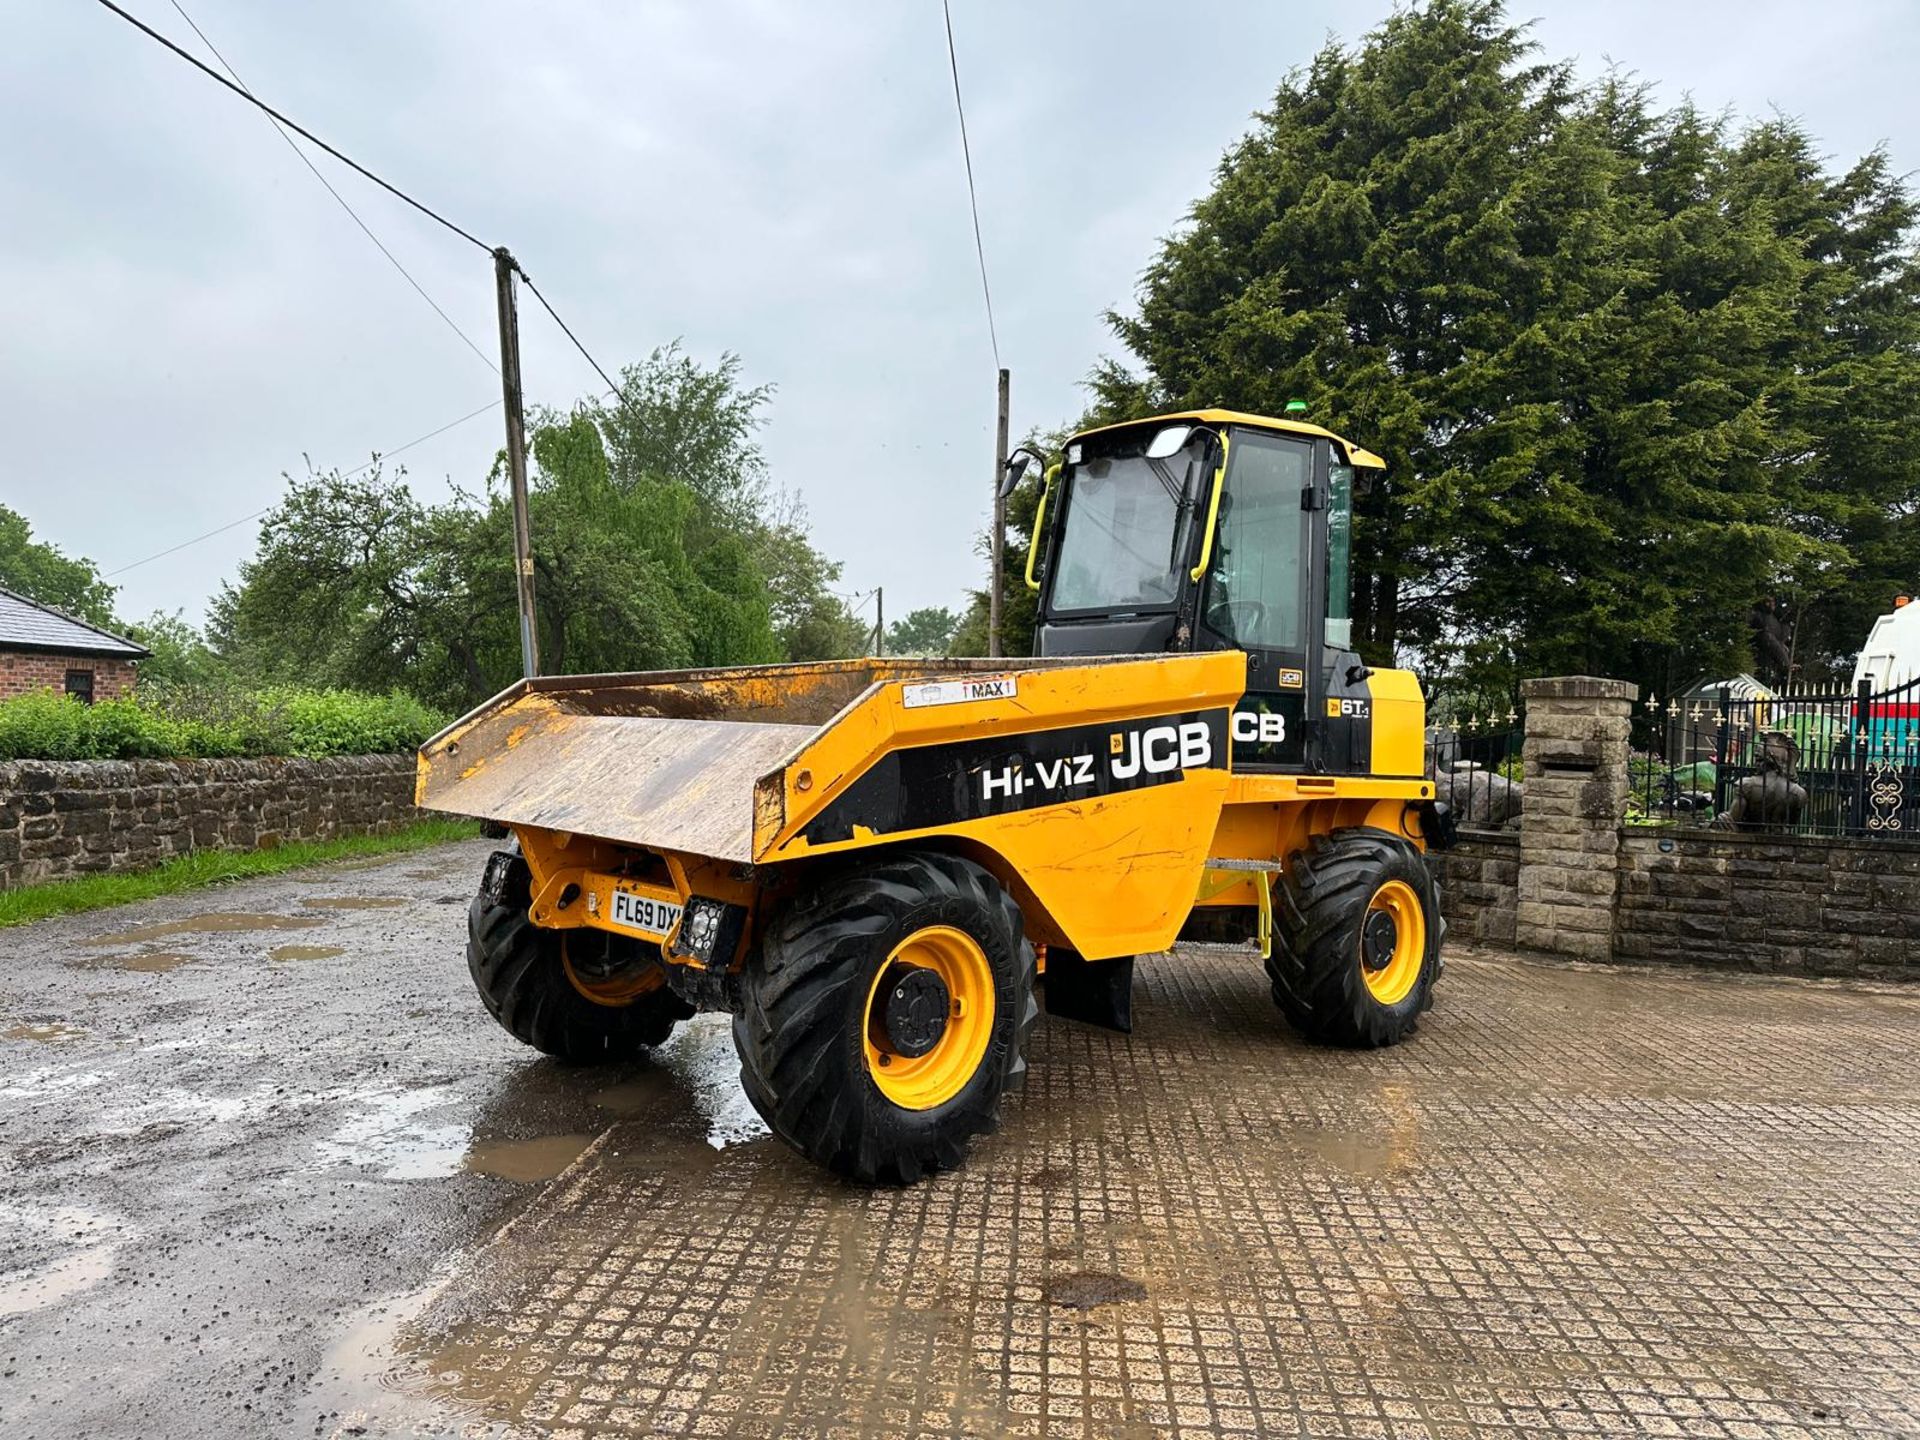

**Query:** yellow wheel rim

left=562, top=934, right=667, bottom=1007
left=863, top=925, right=996, bottom=1111
left=1359, top=879, right=1426, bottom=1005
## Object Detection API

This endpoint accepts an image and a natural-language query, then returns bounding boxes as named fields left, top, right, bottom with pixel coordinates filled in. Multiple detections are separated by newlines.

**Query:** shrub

left=0, top=690, right=96, bottom=760
left=0, top=686, right=448, bottom=762
left=269, top=687, right=443, bottom=757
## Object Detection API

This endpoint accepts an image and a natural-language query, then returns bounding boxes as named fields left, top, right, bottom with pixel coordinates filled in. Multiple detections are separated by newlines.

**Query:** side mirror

left=998, top=445, right=1048, bottom=499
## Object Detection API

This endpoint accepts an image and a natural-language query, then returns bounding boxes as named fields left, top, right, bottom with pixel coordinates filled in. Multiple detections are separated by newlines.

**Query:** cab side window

left=1204, top=432, right=1309, bottom=651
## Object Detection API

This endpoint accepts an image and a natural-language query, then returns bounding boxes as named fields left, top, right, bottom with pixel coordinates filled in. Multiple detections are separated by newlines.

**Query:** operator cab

left=1005, top=409, right=1396, bottom=776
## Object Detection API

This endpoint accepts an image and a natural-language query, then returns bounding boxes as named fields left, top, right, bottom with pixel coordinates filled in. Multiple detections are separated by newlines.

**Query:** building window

left=65, top=669, right=95, bottom=705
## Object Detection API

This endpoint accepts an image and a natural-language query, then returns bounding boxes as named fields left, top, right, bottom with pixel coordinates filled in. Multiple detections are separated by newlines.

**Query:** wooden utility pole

left=988, top=368, right=1009, bottom=657
left=493, top=247, right=539, bottom=680
left=874, top=587, right=885, bottom=657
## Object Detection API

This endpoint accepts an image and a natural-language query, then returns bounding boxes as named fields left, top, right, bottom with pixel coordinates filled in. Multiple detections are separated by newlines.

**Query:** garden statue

left=1426, top=754, right=1524, bottom=828
left=1711, top=730, right=1807, bottom=830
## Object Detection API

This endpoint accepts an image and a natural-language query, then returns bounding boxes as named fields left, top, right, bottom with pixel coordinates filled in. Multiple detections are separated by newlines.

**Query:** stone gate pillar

left=1515, top=676, right=1637, bottom=959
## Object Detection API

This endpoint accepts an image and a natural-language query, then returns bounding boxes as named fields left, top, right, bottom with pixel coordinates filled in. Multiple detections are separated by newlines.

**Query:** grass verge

left=0, top=817, right=481, bottom=928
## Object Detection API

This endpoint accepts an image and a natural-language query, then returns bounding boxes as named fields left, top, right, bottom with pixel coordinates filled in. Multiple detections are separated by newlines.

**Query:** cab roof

left=1070, top=408, right=1387, bottom=470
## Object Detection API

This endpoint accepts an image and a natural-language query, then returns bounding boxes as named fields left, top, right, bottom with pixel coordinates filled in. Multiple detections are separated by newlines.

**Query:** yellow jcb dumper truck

left=417, top=409, right=1454, bottom=1183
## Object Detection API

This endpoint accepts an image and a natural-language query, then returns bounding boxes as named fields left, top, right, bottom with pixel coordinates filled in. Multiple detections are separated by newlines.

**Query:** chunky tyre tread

left=466, top=854, right=691, bottom=1063
left=1265, top=829, right=1442, bottom=1049
left=733, top=851, right=1037, bottom=1186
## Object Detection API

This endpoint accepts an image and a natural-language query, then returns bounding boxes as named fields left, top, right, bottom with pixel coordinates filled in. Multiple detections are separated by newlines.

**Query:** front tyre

left=466, top=850, right=693, bottom=1062
left=733, top=851, right=1037, bottom=1185
left=1267, top=830, right=1443, bottom=1048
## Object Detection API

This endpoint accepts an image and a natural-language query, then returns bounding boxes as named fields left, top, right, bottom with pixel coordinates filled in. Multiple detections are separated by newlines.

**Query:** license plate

left=608, top=889, right=683, bottom=939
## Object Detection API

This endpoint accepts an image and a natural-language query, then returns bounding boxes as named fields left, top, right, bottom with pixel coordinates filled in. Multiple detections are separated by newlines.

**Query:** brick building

left=0, top=587, right=147, bottom=702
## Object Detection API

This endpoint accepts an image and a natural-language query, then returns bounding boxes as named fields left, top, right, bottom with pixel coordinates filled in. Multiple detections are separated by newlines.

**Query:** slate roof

left=0, top=587, right=148, bottom=660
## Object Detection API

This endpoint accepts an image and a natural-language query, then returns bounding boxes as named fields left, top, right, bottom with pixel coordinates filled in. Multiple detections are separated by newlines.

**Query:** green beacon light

left=1284, top=399, right=1308, bottom=415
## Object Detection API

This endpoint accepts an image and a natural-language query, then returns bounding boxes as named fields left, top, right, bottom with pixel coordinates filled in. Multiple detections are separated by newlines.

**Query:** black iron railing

left=1426, top=723, right=1524, bottom=831
left=1632, top=677, right=1920, bottom=838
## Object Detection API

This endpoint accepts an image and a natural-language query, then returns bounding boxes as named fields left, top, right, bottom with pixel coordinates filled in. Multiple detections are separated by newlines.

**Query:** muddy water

left=652, top=1012, right=769, bottom=1148
left=86, top=912, right=323, bottom=945
left=117, top=951, right=198, bottom=973
left=3, top=1021, right=83, bottom=1043
left=269, top=944, right=346, bottom=962
left=463, top=1134, right=593, bottom=1182
left=64, top=949, right=201, bottom=974
left=0, top=1204, right=126, bottom=1320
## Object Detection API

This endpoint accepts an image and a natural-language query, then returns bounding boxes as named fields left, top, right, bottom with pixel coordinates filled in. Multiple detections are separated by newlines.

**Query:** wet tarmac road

left=0, top=838, right=763, bottom=1440
left=4, top=840, right=1920, bottom=1438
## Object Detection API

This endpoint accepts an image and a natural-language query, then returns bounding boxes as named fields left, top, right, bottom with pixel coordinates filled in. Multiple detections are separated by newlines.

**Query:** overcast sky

left=5, top=0, right=1915, bottom=633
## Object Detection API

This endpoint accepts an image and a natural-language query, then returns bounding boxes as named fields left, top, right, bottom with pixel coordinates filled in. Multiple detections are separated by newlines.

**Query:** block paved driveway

left=371, top=944, right=1920, bottom=1438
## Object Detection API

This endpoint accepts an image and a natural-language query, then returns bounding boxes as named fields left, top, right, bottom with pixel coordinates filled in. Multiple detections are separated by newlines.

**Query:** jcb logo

left=1110, top=721, right=1213, bottom=777
left=1327, top=698, right=1371, bottom=719
left=1231, top=710, right=1288, bottom=745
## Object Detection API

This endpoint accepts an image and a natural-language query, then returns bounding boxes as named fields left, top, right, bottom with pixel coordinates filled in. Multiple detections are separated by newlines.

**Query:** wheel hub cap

left=1361, top=910, right=1399, bottom=971
left=879, top=963, right=951, bottom=1058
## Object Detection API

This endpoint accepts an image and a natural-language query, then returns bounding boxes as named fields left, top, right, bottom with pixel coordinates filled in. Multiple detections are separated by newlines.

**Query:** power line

left=91, top=0, right=638, bottom=417
left=517, top=268, right=624, bottom=400
left=163, top=0, right=496, bottom=373
left=88, top=0, right=490, bottom=254
left=941, top=0, right=1001, bottom=370
left=105, top=398, right=500, bottom=577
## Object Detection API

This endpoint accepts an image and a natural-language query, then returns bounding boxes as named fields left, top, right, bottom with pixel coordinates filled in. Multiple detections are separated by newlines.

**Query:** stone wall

left=1428, top=672, right=1920, bottom=981
left=0, top=754, right=418, bottom=888
left=1616, top=829, right=1920, bottom=979
left=1432, top=831, right=1518, bottom=945
left=0, top=651, right=139, bottom=702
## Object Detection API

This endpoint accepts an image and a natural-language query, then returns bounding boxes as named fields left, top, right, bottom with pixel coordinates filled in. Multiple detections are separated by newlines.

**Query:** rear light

left=668, top=896, right=748, bottom=970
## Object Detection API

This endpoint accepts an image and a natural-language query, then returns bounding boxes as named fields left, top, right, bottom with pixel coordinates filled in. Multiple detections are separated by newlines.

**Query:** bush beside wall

left=0, top=686, right=446, bottom=763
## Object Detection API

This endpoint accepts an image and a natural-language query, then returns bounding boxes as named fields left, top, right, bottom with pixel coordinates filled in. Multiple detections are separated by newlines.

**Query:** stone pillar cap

left=1519, top=675, right=1638, bottom=702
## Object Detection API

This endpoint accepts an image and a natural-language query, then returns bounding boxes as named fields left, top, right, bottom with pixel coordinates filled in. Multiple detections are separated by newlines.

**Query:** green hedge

left=0, top=686, right=448, bottom=762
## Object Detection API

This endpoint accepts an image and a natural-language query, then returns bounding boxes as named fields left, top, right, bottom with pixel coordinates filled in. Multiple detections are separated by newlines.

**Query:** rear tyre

left=733, top=851, right=1037, bottom=1185
left=1267, top=829, right=1442, bottom=1048
left=466, top=851, right=692, bottom=1062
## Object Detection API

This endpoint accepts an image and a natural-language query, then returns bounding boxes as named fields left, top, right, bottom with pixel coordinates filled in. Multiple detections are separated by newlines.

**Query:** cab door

left=1195, top=429, right=1325, bottom=772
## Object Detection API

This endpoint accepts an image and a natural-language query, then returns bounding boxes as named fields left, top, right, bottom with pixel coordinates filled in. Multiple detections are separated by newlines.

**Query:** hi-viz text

left=979, top=720, right=1214, bottom=802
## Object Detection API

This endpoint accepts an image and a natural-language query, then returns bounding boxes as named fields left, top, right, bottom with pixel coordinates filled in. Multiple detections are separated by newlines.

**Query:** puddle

left=307, top=1263, right=491, bottom=1437
left=1292, top=1129, right=1414, bottom=1179
left=315, top=1087, right=469, bottom=1180
left=464, top=1134, right=592, bottom=1183
left=589, top=1077, right=666, bottom=1115
left=1288, top=1085, right=1422, bottom=1180
left=271, top=944, right=346, bottom=962
left=653, top=1013, right=768, bottom=1149
left=1044, top=1271, right=1148, bottom=1310
left=87, top=912, right=323, bottom=946
left=119, top=951, right=198, bottom=973
left=3, top=1022, right=82, bottom=1043
left=300, top=897, right=410, bottom=911
left=65, top=949, right=201, bottom=975
left=0, top=1204, right=126, bottom=1319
